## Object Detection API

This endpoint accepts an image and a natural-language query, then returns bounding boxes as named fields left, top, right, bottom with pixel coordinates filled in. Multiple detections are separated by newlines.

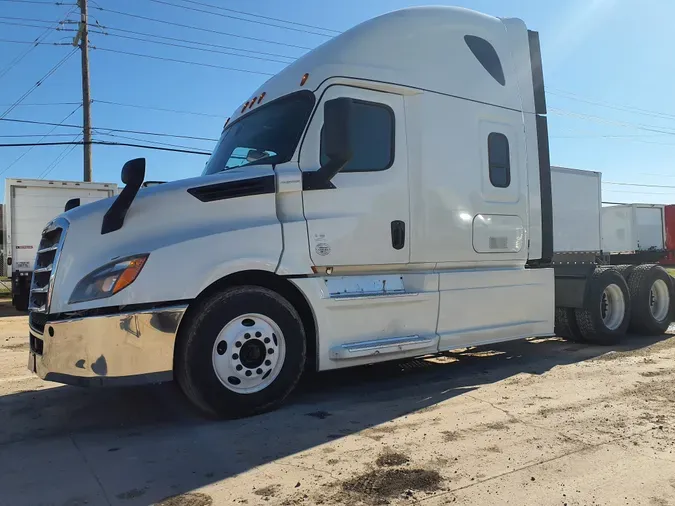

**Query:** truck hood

left=49, top=167, right=283, bottom=314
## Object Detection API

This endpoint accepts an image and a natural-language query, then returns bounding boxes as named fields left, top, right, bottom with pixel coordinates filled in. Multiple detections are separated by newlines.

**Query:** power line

left=90, top=5, right=312, bottom=50
left=38, top=134, right=81, bottom=179
left=0, top=101, right=81, bottom=106
left=549, top=88, right=675, bottom=123
left=96, top=131, right=210, bottom=151
left=148, top=0, right=333, bottom=37
left=0, top=20, right=69, bottom=30
left=0, top=38, right=73, bottom=45
left=0, top=47, right=78, bottom=119
left=94, top=24, right=296, bottom=60
left=94, top=99, right=222, bottom=118
left=549, top=108, right=675, bottom=137
left=0, top=0, right=74, bottom=4
left=1, top=116, right=219, bottom=141
left=89, top=29, right=291, bottom=64
left=0, top=132, right=82, bottom=137
left=0, top=7, right=76, bottom=81
left=0, top=140, right=211, bottom=155
left=174, top=0, right=340, bottom=34
left=604, top=181, right=675, bottom=189
left=91, top=46, right=275, bottom=76
left=0, top=14, right=75, bottom=23
left=0, top=104, right=82, bottom=176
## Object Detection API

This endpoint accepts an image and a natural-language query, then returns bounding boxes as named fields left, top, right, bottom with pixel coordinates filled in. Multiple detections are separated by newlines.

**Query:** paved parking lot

left=1, top=301, right=674, bottom=506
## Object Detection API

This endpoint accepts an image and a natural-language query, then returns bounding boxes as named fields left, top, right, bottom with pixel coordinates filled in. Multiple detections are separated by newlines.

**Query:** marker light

left=241, top=101, right=249, bottom=113
left=300, top=73, right=309, bottom=86
left=258, top=92, right=266, bottom=104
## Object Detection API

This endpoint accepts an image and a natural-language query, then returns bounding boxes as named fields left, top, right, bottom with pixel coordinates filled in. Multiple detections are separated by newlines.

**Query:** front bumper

left=28, top=305, right=187, bottom=387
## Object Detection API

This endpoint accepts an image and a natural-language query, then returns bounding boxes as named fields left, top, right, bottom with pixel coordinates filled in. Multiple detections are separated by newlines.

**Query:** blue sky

left=1, top=0, right=674, bottom=204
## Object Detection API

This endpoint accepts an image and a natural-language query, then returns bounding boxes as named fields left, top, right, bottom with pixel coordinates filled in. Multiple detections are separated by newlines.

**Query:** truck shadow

left=1, top=331, right=672, bottom=505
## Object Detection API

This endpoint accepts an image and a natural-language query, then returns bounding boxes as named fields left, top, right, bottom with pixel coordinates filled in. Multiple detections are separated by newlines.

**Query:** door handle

left=391, top=220, right=405, bottom=250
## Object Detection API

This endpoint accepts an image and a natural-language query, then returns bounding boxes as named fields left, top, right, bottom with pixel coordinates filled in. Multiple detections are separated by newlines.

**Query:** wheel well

left=176, top=270, right=318, bottom=371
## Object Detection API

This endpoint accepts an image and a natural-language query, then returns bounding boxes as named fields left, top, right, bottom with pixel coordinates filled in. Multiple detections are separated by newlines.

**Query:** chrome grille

left=29, top=217, right=68, bottom=313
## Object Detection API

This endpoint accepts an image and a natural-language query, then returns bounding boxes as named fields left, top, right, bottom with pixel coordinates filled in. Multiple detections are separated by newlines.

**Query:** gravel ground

left=1, top=301, right=674, bottom=506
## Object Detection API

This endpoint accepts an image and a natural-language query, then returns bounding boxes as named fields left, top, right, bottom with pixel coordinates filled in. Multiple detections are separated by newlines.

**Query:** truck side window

left=320, top=100, right=394, bottom=172
left=488, top=132, right=510, bottom=188
left=464, top=35, right=505, bottom=86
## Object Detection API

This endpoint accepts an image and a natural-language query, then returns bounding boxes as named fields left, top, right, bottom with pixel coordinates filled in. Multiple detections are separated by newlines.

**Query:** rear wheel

left=626, top=264, right=674, bottom=336
left=13, top=288, right=29, bottom=312
left=614, top=264, right=636, bottom=282
left=176, top=286, right=306, bottom=418
left=575, top=267, right=630, bottom=345
left=555, top=307, right=584, bottom=342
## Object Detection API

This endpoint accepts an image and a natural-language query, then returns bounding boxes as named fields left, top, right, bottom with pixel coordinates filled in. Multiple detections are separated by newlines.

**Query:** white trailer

left=25, top=7, right=674, bottom=418
left=551, top=166, right=602, bottom=254
left=4, top=178, right=117, bottom=310
left=602, top=204, right=666, bottom=254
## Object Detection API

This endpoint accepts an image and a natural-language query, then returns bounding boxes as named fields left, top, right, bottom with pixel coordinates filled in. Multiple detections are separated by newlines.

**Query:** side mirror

left=101, top=158, right=146, bottom=234
left=246, top=149, right=269, bottom=163
left=121, top=157, right=145, bottom=186
left=302, top=98, right=353, bottom=191
left=64, top=198, right=80, bottom=212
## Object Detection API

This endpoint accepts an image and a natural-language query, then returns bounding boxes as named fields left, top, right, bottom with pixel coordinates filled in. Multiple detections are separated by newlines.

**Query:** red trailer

left=661, top=204, right=675, bottom=269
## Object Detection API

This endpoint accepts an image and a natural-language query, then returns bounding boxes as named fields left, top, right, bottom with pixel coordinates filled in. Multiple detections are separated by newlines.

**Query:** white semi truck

left=26, top=7, right=673, bottom=418
left=4, top=178, right=117, bottom=311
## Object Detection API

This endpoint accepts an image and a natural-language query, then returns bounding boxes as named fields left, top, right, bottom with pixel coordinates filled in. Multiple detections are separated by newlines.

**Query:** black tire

left=555, top=307, right=585, bottom=342
left=13, top=291, right=28, bottom=312
left=614, top=264, right=636, bottom=282
left=175, top=286, right=306, bottom=418
left=626, top=264, right=674, bottom=336
left=575, top=267, right=631, bottom=345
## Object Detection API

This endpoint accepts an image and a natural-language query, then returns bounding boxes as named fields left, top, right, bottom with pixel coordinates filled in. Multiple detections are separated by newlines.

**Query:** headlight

left=69, top=254, right=148, bottom=304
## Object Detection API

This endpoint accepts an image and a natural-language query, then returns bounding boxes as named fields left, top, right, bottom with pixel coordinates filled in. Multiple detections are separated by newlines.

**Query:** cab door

left=299, top=85, right=409, bottom=267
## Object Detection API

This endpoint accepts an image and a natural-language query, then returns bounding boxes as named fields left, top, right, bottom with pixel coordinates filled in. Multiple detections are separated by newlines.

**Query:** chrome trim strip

left=329, top=334, right=437, bottom=360
left=331, top=292, right=420, bottom=302
left=29, top=216, right=69, bottom=313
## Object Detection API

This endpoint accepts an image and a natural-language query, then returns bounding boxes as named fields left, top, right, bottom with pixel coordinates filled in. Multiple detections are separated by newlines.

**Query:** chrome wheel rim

left=649, top=279, right=670, bottom=322
left=601, top=283, right=626, bottom=331
left=212, top=313, right=286, bottom=394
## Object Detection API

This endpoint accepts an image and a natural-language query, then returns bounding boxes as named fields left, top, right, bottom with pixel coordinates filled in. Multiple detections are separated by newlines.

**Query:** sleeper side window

left=320, top=100, right=395, bottom=172
left=488, top=132, right=510, bottom=188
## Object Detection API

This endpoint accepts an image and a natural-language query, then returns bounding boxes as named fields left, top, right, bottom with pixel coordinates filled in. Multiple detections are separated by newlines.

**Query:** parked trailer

left=26, top=7, right=674, bottom=418
left=660, top=205, right=675, bottom=269
left=601, top=203, right=668, bottom=265
left=4, top=179, right=117, bottom=311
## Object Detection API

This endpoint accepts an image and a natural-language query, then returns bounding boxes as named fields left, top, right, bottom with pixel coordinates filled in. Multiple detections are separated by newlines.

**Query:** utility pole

left=74, top=0, right=92, bottom=181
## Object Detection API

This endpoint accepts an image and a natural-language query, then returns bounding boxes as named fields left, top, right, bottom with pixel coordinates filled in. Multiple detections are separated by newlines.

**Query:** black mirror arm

left=301, top=156, right=350, bottom=191
left=101, top=158, right=145, bottom=234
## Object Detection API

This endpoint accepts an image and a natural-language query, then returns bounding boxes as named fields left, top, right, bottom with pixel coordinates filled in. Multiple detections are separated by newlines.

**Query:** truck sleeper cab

left=26, top=7, right=673, bottom=418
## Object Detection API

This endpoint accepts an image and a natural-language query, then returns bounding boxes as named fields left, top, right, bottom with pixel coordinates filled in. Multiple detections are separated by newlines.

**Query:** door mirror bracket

left=302, top=97, right=353, bottom=191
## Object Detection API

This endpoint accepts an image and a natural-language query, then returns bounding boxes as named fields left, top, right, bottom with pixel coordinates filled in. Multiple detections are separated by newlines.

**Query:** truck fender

left=195, top=256, right=281, bottom=297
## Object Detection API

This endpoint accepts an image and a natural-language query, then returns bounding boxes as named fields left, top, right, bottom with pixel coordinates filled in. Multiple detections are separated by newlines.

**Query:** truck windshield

left=203, top=90, right=315, bottom=175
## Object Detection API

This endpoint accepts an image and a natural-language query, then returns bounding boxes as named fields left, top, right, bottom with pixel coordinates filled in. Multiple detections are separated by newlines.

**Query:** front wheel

left=175, top=286, right=306, bottom=418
